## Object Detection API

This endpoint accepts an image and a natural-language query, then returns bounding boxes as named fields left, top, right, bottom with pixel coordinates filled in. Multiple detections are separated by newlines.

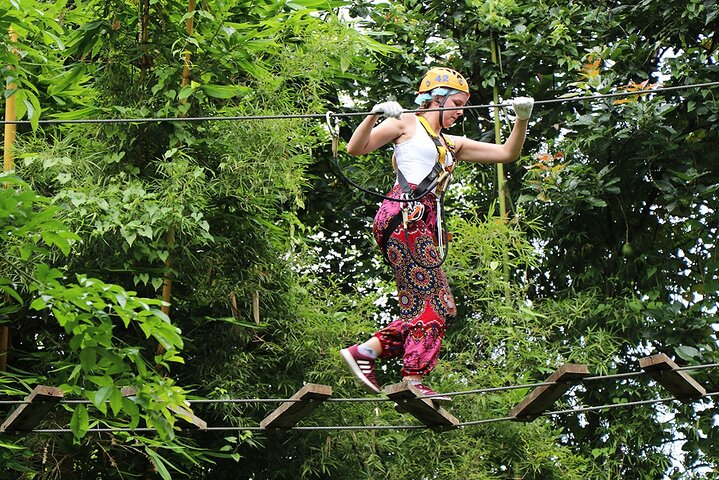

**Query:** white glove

left=371, top=101, right=404, bottom=119
left=511, top=96, right=534, bottom=121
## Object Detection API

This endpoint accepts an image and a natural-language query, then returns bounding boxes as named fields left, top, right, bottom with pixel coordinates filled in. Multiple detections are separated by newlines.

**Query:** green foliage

left=0, top=175, right=195, bottom=477
left=2, top=0, right=396, bottom=478
left=333, top=0, right=719, bottom=477
left=2, top=0, right=719, bottom=478
left=0, top=0, right=68, bottom=129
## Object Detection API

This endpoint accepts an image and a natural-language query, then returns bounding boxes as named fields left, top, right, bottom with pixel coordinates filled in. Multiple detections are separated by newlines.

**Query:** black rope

left=327, top=151, right=436, bottom=204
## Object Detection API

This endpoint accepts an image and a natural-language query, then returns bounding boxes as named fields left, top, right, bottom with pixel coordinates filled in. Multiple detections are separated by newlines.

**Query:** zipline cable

left=1, top=361, right=716, bottom=406
left=1, top=81, right=718, bottom=126
left=25, top=391, right=719, bottom=434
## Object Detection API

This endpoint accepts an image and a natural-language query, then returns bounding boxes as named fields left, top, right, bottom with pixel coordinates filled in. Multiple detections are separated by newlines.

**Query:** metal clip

left=326, top=111, right=340, bottom=157
left=435, top=171, right=452, bottom=196
left=402, top=205, right=410, bottom=227
left=407, top=202, right=424, bottom=222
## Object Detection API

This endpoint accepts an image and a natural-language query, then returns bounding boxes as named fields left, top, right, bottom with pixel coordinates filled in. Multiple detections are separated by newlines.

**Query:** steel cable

left=1, top=81, right=717, bottom=126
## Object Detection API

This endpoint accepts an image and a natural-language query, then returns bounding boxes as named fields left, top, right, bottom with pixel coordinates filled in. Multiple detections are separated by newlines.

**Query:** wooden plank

left=384, top=382, right=459, bottom=432
left=0, top=385, right=63, bottom=432
left=639, top=353, right=706, bottom=401
left=509, top=364, right=590, bottom=421
left=168, top=404, right=207, bottom=430
left=260, top=384, right=332, bottom=429
left=121, top=386, right=206, bottom=429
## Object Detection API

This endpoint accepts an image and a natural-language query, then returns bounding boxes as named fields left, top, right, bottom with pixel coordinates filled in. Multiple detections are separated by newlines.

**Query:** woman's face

left=438, top=92, right=469, bottom=127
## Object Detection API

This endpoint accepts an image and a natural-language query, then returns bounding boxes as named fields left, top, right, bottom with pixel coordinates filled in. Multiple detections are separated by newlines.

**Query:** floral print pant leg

left=371, top=185, right=457, bottom=377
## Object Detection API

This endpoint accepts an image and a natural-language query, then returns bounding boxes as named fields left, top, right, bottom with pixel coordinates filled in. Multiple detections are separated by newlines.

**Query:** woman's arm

left=452, top=97, right=533, bottom=164
left=452, top=118, right=529, bottom=164
left=346, top=102, right=413, bottom=156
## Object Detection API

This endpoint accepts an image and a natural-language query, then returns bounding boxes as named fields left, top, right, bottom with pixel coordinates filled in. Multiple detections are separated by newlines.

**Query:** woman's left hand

left=511, top=97, right=534, bottom=121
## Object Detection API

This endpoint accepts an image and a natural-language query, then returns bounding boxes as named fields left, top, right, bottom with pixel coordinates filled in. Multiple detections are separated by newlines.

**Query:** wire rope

left=1, top=361, right=716, bottom=406
left=1, top=81, right=717, bottom=126
left=24, top=391, right=719, bottom=434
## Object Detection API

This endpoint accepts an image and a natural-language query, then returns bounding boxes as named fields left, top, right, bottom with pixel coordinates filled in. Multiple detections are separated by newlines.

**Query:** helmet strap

left=437, top=93, right=451, bottom=130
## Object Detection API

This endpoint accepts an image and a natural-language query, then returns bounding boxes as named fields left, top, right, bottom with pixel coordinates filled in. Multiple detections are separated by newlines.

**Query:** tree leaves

left=70, top=404, right=90, bottom=438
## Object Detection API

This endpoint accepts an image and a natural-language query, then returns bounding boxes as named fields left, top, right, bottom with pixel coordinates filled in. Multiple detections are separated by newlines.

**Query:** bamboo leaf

left=47, top=65, right=86, bottom=96
left=70, top=404, right=89, bottom=438
left=200, top=84, right=250, bottom=99
left=144, top=448, right=173, bottom=480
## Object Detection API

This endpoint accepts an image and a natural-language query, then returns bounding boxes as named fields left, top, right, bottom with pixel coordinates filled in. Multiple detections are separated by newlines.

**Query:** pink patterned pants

left=371, top=185, right=457, bottom=376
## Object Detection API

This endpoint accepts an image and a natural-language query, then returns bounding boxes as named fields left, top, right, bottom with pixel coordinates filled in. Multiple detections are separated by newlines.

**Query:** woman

left=340, top=67, right=533, bottom=402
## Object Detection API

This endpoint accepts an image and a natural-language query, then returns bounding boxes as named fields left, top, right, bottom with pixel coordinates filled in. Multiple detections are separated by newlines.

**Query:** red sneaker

left=411, top=382, right=451, bottom=404
left=340, top=345, right=381, bottom=394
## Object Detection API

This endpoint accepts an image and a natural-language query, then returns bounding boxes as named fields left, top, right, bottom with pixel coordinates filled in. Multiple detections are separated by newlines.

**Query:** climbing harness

left=326, top=111, right=455, bottom=270
left=388, top=115, right=456, bottom=269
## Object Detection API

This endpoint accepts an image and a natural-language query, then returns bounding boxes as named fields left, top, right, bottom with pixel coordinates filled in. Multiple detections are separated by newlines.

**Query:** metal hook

left=326, top=111, right=340, bottom=157
left=326, top=111, right=338, bottom=137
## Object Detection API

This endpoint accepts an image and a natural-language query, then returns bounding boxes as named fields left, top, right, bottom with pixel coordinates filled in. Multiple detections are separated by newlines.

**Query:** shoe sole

left=409, top=383, right=452, bottom=404
left=417, top=393, right=452, bottom=404
left=427, top=396, right=451, bottom=404
left=340, top=348, right=381, bottom=394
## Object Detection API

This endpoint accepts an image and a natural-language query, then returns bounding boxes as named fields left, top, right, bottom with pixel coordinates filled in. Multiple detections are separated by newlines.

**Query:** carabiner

left=407, top=202, right=424, bottom=222
left=326, top=111, right=340, bottom=157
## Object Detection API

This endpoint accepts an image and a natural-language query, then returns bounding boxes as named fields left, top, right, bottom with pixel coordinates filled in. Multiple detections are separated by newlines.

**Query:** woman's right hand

left=371, top=101, right=404, bottom=119
left=347, top=101, right=410, bottom=156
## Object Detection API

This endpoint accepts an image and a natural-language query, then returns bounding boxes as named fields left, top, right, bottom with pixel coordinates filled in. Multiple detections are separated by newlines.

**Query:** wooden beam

left=384, top=382, right=459, bottom=432
left=168, top=404, right=207, bottom=430
left=639, top=353, right=706, bottom=401
left=509, top=364, right=590, bottom=421
left=0, top=385, right=63, bottom=433
left=260, top=384, right=332, bottom=429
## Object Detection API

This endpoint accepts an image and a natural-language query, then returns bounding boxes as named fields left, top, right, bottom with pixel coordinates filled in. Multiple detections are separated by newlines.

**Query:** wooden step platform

left=260, top=383, right=332, bottom=429
left=509, top=364, right=590, bottom=421
left=0, top=385, right=63, bottom=433
left=639, top=353, right=706, bottom=401
left=384, top=382, right=459, bottom=432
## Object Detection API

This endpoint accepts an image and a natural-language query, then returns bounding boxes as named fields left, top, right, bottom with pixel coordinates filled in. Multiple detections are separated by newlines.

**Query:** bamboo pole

left=0, top=327, right=8, bottom=372
left=160, top=227, right=175, bottom=318
left=3, top=31, right=17, bottom=173
left=139, top=0, right=151, bottom=82
left=490, top=34, right=507, bottom=219
left=1, top=29, right=19, bottom=372
left=490, top=31, right=512, bottom=302
left=181, top=0, right=196, bottom=91
left=157, top=0, right=195, bottom=357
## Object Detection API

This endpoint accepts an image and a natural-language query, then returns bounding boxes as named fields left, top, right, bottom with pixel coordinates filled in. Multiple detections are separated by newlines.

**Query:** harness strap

left=416, top=115, right=455, bottom=171
left=395, top=116, right=455, bottom=199
left=379, top=209, right=406, bottom=259
left=396, top=164, right=442, bottom=198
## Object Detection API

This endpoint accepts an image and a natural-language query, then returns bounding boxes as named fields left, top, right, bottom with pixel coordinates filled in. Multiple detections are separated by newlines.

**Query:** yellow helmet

left=418, top=67, right=469, bottom=94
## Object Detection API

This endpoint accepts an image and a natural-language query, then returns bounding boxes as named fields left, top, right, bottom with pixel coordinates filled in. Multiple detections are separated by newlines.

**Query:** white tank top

left=394, top=116, right=454, bottom=186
